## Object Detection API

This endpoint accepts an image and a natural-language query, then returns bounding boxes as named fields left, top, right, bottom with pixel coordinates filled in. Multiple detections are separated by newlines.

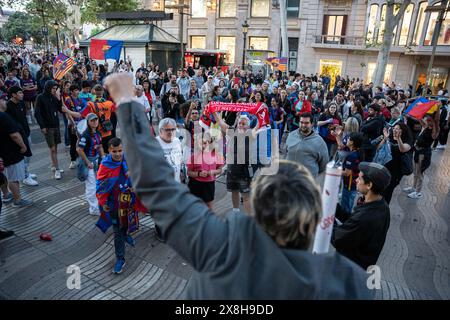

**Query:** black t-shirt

left=0, top=112, right=24, bottom=166
left=416, top=128, right=434, bottom=149
left=6, top=100, right=30, bottom=137
left=387, top=129, right=413, bottom=171
left=228, top=127, right=253, bottom=178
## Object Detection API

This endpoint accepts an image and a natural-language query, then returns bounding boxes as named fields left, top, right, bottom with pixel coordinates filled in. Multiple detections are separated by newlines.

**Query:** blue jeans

left=340, top=188, right=357, bottom=214
left=112, top=216, right=127, bottom=260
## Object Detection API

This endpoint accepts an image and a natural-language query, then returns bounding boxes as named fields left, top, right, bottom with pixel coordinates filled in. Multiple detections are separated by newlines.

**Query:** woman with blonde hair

left=334, top=116, right=360, bottom=152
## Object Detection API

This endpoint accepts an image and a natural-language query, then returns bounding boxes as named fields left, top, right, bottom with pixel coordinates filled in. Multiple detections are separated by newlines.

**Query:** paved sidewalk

left=0, top=126, right=449, bottom=299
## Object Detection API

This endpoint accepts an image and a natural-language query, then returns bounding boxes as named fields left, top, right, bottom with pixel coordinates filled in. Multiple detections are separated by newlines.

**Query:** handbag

left=373, top=141, right=392, bottom=166
left=400, top=151, right=413, bottom=176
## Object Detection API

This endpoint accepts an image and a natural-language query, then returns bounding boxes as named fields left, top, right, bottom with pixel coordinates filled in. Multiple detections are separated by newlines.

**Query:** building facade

left=0, top=8, right=13, bottom=27
left=141, top=0, right=450, bottom=94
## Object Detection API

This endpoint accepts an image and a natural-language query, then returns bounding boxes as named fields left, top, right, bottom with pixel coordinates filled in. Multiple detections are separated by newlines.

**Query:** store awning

left=80, top=24, right=180, bottom=46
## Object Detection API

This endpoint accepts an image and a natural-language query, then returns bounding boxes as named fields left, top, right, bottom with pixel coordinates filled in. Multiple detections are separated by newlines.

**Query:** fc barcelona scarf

left=200, top=101, right=270, bottom=130
left=95, top=155, right=147, bottom=234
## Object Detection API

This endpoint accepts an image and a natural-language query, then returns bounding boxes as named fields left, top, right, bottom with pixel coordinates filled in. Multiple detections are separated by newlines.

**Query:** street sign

left=42, top=26, right=48, bottom=35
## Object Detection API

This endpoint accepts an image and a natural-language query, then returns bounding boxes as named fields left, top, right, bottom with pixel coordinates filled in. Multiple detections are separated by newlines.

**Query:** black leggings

left=432, top=125, right=449, bottom=147
left=382, top=161, right=405, bottom=204
left=69, top=130, right=78, bottom=161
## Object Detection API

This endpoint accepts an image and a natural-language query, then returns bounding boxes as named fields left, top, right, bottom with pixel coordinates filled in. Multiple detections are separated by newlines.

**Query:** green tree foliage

left=90, top=26, right=104, bottom=37
left=0, top=11, right=43, bottom=43
left=25, top=0, right=68, bottom=27
left=81, top=0, right=140, bottom=24
left=1, top=0, right=140, bottom=44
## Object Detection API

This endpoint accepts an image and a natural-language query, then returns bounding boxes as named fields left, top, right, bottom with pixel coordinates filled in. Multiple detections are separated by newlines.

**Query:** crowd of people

left=1, top=41, right=450, bottom=293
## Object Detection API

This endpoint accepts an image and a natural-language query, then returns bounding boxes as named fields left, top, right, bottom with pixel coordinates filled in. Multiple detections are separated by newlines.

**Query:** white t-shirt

left=156, top=136, right=183, bottom=182
left=135, top=94, right=151, bottom=113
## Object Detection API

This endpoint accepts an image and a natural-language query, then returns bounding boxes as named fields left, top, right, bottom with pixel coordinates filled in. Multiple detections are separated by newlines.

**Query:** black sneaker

left=0, top=230, right=14, bottom=240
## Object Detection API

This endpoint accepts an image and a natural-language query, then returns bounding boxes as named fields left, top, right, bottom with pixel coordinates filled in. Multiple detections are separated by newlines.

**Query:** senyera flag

left=53, top=53, right=76, bottom=80
left=405, top=97, right=440, bottom=119
left=90, top=39, right=123, bottom=61
left=200, top=101, right=270, bottom=130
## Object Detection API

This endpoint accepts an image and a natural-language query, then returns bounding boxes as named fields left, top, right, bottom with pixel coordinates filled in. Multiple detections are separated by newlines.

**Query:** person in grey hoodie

left=104, top=73, right=372, bottom=300
left=286, top=112, right=329, bottom=178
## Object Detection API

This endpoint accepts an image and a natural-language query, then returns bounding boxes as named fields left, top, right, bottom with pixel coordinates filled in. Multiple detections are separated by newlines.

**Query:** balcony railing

left=314, top=35, right=366, bottom=46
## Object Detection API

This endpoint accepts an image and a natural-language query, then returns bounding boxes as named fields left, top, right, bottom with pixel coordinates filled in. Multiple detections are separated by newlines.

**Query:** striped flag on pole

left=53, top=53, right=76, bottom=80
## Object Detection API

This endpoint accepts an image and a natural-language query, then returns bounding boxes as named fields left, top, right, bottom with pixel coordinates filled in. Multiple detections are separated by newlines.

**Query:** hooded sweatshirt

left=34, top=80, right=63, bottom=129
left=286, top=129, right=329, bottom=177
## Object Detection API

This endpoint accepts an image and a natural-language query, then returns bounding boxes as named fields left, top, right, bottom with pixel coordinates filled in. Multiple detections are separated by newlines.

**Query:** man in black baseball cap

left=332, top=162, right=391, bottom=269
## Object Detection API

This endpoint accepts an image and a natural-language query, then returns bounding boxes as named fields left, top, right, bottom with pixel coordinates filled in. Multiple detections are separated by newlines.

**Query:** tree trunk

left=372, top=0, right=411, bottom=92
left=279, top=0, right=289, bottom=58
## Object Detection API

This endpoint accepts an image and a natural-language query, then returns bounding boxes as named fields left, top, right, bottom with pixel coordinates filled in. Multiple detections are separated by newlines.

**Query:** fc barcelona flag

left=53, top=53, right=76, bottom=80
left=265, top=57, right=288, bottom=72
left=90, top=39, right=123, bottom=61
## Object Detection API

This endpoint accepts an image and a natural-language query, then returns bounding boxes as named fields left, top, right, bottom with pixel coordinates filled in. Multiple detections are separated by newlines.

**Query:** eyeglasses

left=163, top=128, right=176, bottom=132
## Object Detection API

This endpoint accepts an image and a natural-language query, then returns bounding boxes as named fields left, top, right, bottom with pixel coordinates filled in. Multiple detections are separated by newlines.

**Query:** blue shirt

left=78, top=130, right=102, bottom=157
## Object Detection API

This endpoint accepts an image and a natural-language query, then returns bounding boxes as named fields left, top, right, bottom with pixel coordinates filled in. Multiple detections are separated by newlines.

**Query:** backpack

left=93, top=102, right=113, bottom=132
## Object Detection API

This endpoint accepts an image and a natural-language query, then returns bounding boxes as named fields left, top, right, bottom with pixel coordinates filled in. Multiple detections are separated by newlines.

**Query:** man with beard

left=160, top=74, right=179, bottom=97
left=286, top=113, right=329, bottom=178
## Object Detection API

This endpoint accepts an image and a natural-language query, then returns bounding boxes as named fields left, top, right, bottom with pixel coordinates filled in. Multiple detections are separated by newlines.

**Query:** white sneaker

left=408, top=191, right=423, bottom=199
left=29, top=173, right=37, bottom=179
left=403, top=187, right=415, bottom=193
left=54, top=170, right=62, bottom=180
left=23, top=176, right=39, bottom=186
left=69, top=161, right=77, bottom=169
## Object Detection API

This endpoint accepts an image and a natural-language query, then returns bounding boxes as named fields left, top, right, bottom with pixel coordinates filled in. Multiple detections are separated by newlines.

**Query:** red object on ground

left=39, top=233, right=52, bottom=241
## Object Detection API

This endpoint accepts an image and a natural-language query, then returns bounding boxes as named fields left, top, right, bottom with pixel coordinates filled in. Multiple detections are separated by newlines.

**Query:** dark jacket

left=117, top=100, right=372, bottom=299
left=332, top=199, right=390, bottom=270
left=361, top=115, right=384, bottom=141
left=34, top=80, right=63, bottom=129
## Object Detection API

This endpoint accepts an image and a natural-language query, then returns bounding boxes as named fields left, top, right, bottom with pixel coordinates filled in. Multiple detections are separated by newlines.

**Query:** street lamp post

left=54, top=21, right=60, bottom=54
left=165, top=0, right=190, bottom=69
left=37, top=3, right=49, bottom=56
left=242, top=20, right=249, bottom=71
